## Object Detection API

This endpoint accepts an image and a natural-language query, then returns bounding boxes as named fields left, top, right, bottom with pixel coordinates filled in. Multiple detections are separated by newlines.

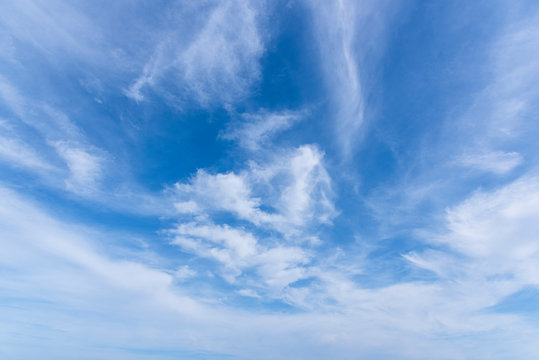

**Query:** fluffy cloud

left=174, top=144, right=336, bottom=235
left=171, top=144, right=335, bottom=291
left=171, top=221, right=310, bottom=289
left=174, top=170, right=261, bottom=220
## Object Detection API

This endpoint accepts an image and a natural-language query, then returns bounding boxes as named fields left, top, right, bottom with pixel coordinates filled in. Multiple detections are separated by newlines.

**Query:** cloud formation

left=126, top=0, right=265, bottom=106
left=222, top=109, right=302, bottom=151
left=2, top=1, right=539, bottom=359
left=174, top=144, right=335, bottom=234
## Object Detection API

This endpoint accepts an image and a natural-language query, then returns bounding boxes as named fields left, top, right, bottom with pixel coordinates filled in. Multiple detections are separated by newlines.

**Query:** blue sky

left=1, top=0, right=539, bottom=359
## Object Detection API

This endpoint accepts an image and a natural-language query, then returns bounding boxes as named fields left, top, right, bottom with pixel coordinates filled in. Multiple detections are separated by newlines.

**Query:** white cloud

left=123, top=47, right=163, bottom=102
left=274, top=145, right=335, bottom=227
left=0, top=30, right=16, bottom=62
left=222, top=109, right=302, bottom=151
left=237, top=288, right=261, bottom=298
left=0, top=76, right=82, bottom=142
left=0, top=78, right=174, bottom=215
left=0, top=74, right=25, bottom=117
left=2, top=183, right=539, bottom=359
left=0, top=0, right=102, bottom=63
left=126, top=0, right=265, bottom=106
left=253, top=245, right=310, bottom=290
left=54, top=142, right=105, bottom=192
left=171, top=220, right=310, bottom=289
left=172, top=222, right=258, bottom=269
left=452, top=14, right=539, bottom=172
left=0, top=135, right=53, bottom=171
left=181, top=0, right=263, bottom=105
left=307, top=0, right=397, bottom=158
left=443, top=173, right=539, bottom=275
left=174, top=145, right=336, bottom=234
left=0, top=186, right=236, bottom=358
left=308, top=0, right=362, bottom=158
left=174, top=265, right=197, bottom=281
left=485, top=15, right=539, bottom=136
left=4, top=2, right=539, bottom=359
left=170, top=145, right=335, bottom=291
left=0, top=78, right=108, bottom=190
left=404, top=172, right=539, bottom=314
left=174, top=169, right=261, bottom=221
left=457, top=150, right=523, bottom=174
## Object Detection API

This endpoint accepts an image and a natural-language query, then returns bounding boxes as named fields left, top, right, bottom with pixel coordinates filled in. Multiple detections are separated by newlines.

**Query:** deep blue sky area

left=1, top=1, right=539, bottom=359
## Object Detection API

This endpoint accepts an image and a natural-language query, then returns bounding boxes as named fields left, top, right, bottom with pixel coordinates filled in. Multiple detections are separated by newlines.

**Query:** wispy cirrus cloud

left=363, top=9, right=539, bottom=233
left=454, top=13, right=539, bottom=175
left=126, top=0, right=266, bottom=107
left=409, top=172, right=539, bottom=280
left=306, top=0, right=398, bottom=159
left=221, top=109, right=303, bottom=151
left=457, top=150, right=523, bottom=174
left=0, top=135, right=54, bottom=172
left=0, top=76, right=108, bottom=193
left=0, top=0, right=102, bottom=63
left=0, top=76, right=173, bottom=216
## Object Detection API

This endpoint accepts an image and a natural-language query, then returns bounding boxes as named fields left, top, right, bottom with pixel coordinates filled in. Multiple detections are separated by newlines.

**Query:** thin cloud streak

left=307, top=0, right=397, bottom=159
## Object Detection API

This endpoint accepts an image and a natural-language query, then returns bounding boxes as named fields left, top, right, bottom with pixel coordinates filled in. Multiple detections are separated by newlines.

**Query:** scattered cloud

left=221, top=109, right=303, bottom=151
left=171, top=144, right=335, bottom=291
left=0, top=74, right=25, bottom=117
left=174, top=145, right=336, bottom=235
left=457, top=150, right=523, bottom=174
left=0, top=0, right=102, bottom=63
left=173, top=265, right=197, bottom=282
left=403, top=172, right=539, bottom=330
left=0, top=135, right=54, bottom=171
left=307, top=0, right=397, bottom=158
left=54, top=142, right=105, bottom=192
left=2, top=1, right=539, bottom=359
left=181, top=0, right=264, bottom=105
left=171, top=220, right=310, bottom=289
left=125, top=0, right=265, bottom=106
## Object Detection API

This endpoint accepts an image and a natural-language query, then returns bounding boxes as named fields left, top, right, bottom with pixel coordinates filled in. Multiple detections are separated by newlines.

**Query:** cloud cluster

left=4, top=178, right=539, bottom=360
left=174, top=145, right=335, bottom=231
left=171, top=144, right=336, bottom=293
